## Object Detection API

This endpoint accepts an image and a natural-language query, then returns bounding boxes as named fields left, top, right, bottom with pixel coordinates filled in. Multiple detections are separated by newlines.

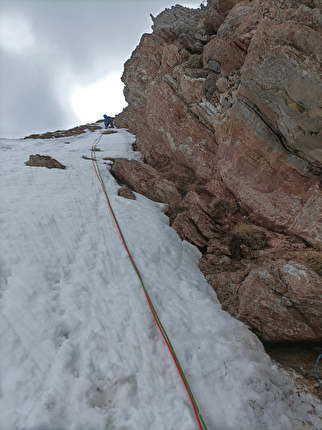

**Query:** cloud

left=0, top=10, right=36, bottom=55
left=0, top=50, right=75, bottom=137
left=0, top=0, right=201, bottom=138
left=71, top=74, right=127, bottom=123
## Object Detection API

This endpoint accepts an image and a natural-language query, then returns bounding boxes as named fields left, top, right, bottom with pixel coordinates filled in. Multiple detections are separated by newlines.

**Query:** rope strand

left=90, top=132, right=208, bottom=430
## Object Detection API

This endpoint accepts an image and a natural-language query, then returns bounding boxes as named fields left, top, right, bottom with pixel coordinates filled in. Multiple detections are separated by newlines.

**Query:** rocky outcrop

left=115, top=0, right=322, bottom=342
left=237, top=260, right=322, bottom=341
left=201, top=253, right=322, bottom=341
left=111, top=159, right=182, bottom=206
left=24, top=123, right=102, bottom=139
left=26, top=154, right=66, bottom=169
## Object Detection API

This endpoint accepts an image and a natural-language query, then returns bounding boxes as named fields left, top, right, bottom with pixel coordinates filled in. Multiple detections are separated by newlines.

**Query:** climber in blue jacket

left=103, top=114, right=115, bottom=128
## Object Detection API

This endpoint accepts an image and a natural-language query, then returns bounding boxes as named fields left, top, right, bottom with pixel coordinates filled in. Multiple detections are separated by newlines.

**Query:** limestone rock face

left=115, top=0, right=322, bottom=341
left=215, top=104, right=322, bottom=247
left=241, top=18, right=322, bottom=169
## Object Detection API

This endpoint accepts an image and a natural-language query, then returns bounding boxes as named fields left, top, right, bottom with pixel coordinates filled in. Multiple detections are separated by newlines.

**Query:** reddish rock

left=118, top=186, right=136, bottom=200
left=172, top=191, right=223, bottom=245
left=178, top=71, right=205, bottom=105
left=216, top=77, right=229, bottom=93
left=241, top=18, right=322, bottom=170
left=121, top=33, right=163, bottom=110
left=159, top=44, right=182, bottom=75
left=234, top=30, right=255, bottom=53
left=237, top=260, right=322, bottom=341
left=204, top=9, right=225, bottom=34
left=24, top=124, right=101, bottom=139
left=202, top=251, right=322, bottom=342
left=212, top=0, right=243, bottom=16
left=215, top=104, right=322, bottom=248
left=142, top=80, right=217, bottom=180
left=114, top=0, right=322, bottom=342
left=203, top=37, right=246, bottom=76
left=172, top=211, right=208, bottom=248
left=26, top=154, right=66, bottom=169
left=110, top=159, right=182, bottom=206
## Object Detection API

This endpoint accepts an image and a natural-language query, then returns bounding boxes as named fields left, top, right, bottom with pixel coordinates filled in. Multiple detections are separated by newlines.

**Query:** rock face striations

left=115, top=0, right=322, bottom=342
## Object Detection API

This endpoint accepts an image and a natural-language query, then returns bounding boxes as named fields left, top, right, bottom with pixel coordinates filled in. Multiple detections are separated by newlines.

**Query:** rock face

left=115, top=0, right=322, bottom=342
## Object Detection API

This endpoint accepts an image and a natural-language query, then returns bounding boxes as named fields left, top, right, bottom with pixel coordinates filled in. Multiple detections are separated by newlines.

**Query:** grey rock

left=204, top=60, right=221, bottom=73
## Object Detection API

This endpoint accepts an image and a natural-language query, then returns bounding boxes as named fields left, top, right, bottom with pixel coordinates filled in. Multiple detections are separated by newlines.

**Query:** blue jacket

left=103, top=115, right=115, bottom=126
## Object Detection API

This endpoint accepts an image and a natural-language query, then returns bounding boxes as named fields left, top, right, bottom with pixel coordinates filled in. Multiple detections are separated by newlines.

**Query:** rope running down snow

left=91, top=131, right=208, bottom=430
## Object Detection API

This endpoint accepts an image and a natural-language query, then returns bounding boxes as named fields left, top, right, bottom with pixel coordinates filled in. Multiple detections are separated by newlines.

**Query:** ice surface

left=0, top=128, right=321, bottom=430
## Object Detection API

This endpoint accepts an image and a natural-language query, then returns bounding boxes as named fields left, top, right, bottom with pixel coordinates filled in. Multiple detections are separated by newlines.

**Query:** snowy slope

left=0, top=128, right=321, bottom=430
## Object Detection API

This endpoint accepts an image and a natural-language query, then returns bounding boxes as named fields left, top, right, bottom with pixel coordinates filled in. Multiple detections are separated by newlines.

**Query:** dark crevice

left=239, top=95, right=322, bottom=175
left=165, top=206, right=187, bottom=225
left=262, top=340, right=322, bottom=400
left=239, top=96, right=291, bottom=151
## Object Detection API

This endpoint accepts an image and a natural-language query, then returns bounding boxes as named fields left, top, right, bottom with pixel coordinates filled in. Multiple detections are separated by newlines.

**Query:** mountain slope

left=0, top=127, right=321, bottom=429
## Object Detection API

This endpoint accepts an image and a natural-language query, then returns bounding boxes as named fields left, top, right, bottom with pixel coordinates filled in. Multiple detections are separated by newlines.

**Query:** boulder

left=26, top=155, right=66, bottom=169
left=204, top=9, right=225, bottom=35
left=210, top=260, right=322, bottom=342
left=237, top=260, right=322, bottom=341
left=203, top=60, right=221, bottom=73
left=110, top=159, right=182, bottom=206
left=118, top=186, right=136, bottom=200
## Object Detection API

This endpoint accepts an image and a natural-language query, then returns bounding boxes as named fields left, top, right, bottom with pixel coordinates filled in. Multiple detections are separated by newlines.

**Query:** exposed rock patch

left=26, top=154, right=66, bottom=169
left=24, top=123, right=101, bottom=139
left=118, top=185, right=136, bottom=200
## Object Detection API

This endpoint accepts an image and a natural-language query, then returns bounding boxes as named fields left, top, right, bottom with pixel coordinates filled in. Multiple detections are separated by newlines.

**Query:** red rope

left=90, top=133, right=206, bottom=430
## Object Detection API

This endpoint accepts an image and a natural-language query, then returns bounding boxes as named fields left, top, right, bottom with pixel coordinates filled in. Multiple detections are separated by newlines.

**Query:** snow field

left=0, top=128, right=321, bottom=430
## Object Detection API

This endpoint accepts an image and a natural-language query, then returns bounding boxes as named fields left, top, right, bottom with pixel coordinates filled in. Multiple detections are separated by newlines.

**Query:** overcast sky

left=0, top=0, right=201, bottom=138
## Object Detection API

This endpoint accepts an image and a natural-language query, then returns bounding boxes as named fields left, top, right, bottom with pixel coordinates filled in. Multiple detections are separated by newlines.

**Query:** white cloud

left=0, top=0, right=202, bottom=138
left=71, top=74, right=127, bottom=124
left=0, top=11, right=36, bottom=55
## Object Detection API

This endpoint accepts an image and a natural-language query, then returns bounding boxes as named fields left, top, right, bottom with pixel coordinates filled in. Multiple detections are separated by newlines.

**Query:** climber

left=103, top=114, right=115, bottom=128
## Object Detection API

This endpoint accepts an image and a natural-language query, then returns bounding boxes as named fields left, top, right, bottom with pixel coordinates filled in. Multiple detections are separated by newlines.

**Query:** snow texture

left=0, top=128, right=321, bottom=430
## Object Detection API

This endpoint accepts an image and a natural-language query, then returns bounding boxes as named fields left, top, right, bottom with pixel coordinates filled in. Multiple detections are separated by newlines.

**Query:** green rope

left=91, top=133, right=208, bottom=430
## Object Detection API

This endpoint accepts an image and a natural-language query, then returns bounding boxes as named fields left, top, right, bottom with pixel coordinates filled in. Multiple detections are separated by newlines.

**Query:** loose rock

left=26, top=155, right=66, bottom=170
